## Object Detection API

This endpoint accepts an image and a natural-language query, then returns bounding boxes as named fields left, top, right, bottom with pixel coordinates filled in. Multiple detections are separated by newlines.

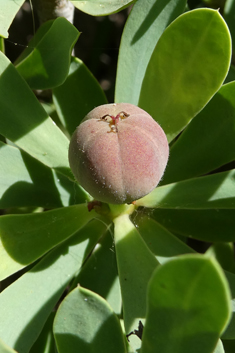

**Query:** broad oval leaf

left=115, top=0, right=186, bottom=105
left=54, top=286, right=127, bottom=353
left=15, top=18, right=79, bottom=90
left=162, top=82, right=235, bottom=185
left=139, top=8, right=231, bottom=142
left=141, top=255, right=231, bottom=353
left=0, top=219, right=106, bottom=352
left=71, top=0, right=133, bottom=16
left=0, top=142, right=84, bottom=209
left=0, top=50, right=90, bottom=190
left=0, top=204, right=94, bottom=280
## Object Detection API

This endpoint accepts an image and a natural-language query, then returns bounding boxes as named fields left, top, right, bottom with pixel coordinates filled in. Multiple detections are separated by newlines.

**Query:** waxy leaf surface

left=71, top=0, right=133, bottom=16
left=139, top=9, right=231, bottom=142
left=115, top=0, right=186, bottom=105
left=0, top=142, right=83, bottom=209
left=136, top=216, right=194, bottom=264
left=54, top=286, right=127, bottom=353
left=141, top=255, right=231, bottom=353
left=137, top=170, right=235, bottom=209
left=16, top=18, right=79, bottom=90
left=0, top=50, right=90, bottom=193
left=0, top=220, right=105, bottom=353
left=113, top=214, right=158, bottom=352
left=162, top=82, right=235, bottom=184
left=0, top=204, right=94, bottom=280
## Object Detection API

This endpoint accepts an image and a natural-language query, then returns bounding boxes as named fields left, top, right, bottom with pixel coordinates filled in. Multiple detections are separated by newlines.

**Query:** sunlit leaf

left=136, top=216, right=194, bottom=263
left=0, top=0, right=24, bottom=38
left=136, top=170, right=235, bottom=209
left=16, top=18, right=79, bottom=90
left=113, top=214, right=158, bottom=352
left=162, top=82, right=235, bottom=184
left=71, top=0, right=133, bottom=16
left=0, top=219, right=105, bottom=352
left=139, top=9, right=231, bottom=142
left=0, top=142, right=84, bottom=209
left=115, top=0, right=186, bottom=105
left=54, top=286, right=127, bottom=353
left=0, top=204, right=94, bottom=280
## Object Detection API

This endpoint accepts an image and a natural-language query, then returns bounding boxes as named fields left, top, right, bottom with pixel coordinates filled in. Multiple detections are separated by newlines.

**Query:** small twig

left=126, top=321, right=144, bottom=342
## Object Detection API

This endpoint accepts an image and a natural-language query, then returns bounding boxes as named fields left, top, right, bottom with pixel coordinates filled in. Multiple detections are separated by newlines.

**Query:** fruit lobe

left=69, top=103, right=169, bottom=204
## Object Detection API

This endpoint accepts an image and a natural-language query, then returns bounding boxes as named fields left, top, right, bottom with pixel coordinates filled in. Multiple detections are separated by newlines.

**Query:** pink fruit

left=69, top=103, right=169, bottom=204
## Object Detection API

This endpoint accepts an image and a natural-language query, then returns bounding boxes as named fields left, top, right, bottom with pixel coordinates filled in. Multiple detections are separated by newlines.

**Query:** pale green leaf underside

left=0, top=0, right=24, bottom=38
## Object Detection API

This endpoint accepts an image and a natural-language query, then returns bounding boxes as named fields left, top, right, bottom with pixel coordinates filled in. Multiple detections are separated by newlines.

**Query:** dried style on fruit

left=69, top=103, right=169, bottom=204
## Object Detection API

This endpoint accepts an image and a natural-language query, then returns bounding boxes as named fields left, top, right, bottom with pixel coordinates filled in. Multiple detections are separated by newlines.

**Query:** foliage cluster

left=1, top=0, right=235, bottom=352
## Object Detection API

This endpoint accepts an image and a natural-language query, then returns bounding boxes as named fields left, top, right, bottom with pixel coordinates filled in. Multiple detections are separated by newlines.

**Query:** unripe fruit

left=69, top=103, right=169, bottom=204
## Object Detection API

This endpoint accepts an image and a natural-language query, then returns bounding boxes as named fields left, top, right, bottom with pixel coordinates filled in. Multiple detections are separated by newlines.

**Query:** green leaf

left=75, top=228, right=121, bottom=315
left=138, top=8, right=231, bottom=142
left=0, top=50, right=88, bottom=186
left=113, top=214, right=158, bottom=352
left=53, top=57, right=107, bottom=136
left=136, top=216, right=194, bottom=264
left=115, top=0, right=186, bottom=105
left=162, top=82, right=235, bottom=184
left=70, top=0, right=133, bottom=16
left=29, top=313, right=55, bottom=353
left=0, top=339, right=18, bottom=353
left=15, top=18, right=79, bottom=90
left=141, top=255, right=231, bottom=353
left=222, top=339, right=235, bottom=353
left=0, top=142, right=84, bottom=209
left=0, top=0, right=24, bottom=38
left=207, top=243, right=235, bottom=272
left=152, top=208, right=235, bottom=242
left=0, top=219, right=105, bottom=353
left=224, top=0, right=235, bottom=51
left=136, top=170, right=235, bottom=209
left=221, top=271, right=235, bottom=339
left=0, top=204, right=94, bottom=280
left=54, top=286, right=127, bottom=353
left=214, top=340, right=225, bottom=353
